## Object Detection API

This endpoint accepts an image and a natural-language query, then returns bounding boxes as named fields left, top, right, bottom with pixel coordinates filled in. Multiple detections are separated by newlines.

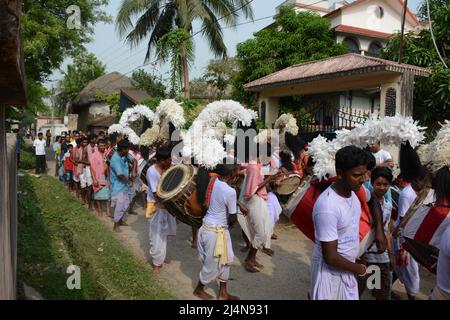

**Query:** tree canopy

left=232, top=7, right=347, bottom=105
left=131, top=69, right=167, bottom=98
left=57, top=52, right=106, bottom=112
left=382, top=0, right=450, bottom=133
left=13, top=0, right=111, bottom=123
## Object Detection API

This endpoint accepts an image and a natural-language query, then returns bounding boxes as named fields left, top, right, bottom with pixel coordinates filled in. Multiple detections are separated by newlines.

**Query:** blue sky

left=46, top=0, right=423, bottom=89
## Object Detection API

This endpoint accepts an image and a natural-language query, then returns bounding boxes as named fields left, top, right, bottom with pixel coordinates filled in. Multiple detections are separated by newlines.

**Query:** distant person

left=13, top=128, right=20, bottom=166
left=110, top=140, right=131, bottom=232
left=63, top=144, right=75, bottom=192
left=368, top=142, right=394, bottom=169
left=33, top=132, right=47, bottom=174
left=53, top=136, right=62, bottom=177
left=45, top=129, right=52, bottom=147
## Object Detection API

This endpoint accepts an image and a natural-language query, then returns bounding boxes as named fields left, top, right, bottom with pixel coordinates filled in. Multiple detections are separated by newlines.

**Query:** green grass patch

left=18, top=139, right=35, bottom=170
left=17, top=174, right=175, bottom=300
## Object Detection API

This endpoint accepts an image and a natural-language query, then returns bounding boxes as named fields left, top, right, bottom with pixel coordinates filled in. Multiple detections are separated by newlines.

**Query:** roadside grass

left=17, top=173, right=175, bottom=300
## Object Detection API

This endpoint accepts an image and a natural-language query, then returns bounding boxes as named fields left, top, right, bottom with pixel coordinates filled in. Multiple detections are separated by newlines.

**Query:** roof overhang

left=244, top=54, right=430, bottom=94
left=334, top=25, right=392, bottom=39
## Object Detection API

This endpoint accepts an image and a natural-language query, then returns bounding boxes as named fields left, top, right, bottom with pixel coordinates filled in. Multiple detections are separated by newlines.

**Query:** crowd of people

left=28, top=127, right=449, bottom=301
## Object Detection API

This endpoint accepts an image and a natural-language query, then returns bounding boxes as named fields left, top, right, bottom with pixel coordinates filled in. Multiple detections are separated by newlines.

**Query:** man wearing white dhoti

left=146, top=147, right=176, bottom=274
left=309, top=146, right=374, bottom=300
left=193, top=163, right=241, bottom=300
left=392, top=183, right=421, bottom=300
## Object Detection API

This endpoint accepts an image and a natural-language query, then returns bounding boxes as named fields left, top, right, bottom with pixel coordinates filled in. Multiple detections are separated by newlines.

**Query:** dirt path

left=44, top=159, right=437, bottom=300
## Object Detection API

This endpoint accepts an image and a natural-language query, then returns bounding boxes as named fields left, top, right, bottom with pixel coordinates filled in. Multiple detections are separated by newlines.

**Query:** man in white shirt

left=193, top=162, right=241, bottom=300
left=430, top=224, right=450, bottom=300
left=33, top=132, right=47, bottom=174
left=146, top=147, right=176, bottom=274
left=369, top=142, right=394, bottom=169
left=309, top=145, right=386, bottom=300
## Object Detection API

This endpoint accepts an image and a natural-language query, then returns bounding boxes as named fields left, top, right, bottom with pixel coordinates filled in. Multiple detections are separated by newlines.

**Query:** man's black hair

left=97, top=139, right=106, bottom=145
left=68, top=144, right=74, bottom=148
left=81, top=136, right=89, bottom=142
left=155, top=147, right=172, bottom=161
left=335, top=145, right=374, bottom=172
left=280, top=151, right=294, bottom=172
left=76, top=138, right=82, bottom=145
left=433, top=167, right=450, bottom=205
left=214, top=163, right=235, bottom=177
left=117, top=140, right=130, bottom=151
left=38, top=132, right=43, bottom=136
left=109, top=133, right=117, bottom=144
left=399, top=141, right=422, bottom=183
left=371, top=167, right=393, bottom=184
left=88, top=134, right=97, bottom=142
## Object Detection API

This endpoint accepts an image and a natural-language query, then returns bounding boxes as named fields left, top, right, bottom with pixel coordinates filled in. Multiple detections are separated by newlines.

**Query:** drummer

left=146, top=146, right=176, bottom=274
left=193, top=161, right=242, bottom=300
left=309, top=146, right=375, bottom=300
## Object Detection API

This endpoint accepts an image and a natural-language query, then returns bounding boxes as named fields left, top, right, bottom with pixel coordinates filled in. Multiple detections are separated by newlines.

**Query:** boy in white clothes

left=310, top=146, right=386, bottom=300
left=146, top=147, right=176, bottom=274
left=358, top=167, right=395, bottom=300
left=193, top=162, right=242, bottom=300
left=368, top=142, right=394, bottom=169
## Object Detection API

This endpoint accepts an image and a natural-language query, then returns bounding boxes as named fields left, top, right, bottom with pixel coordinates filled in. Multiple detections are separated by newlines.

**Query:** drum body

left=275, top=174, right=302, bottom=196
left=138, top=160, right=151, bottom=186
left=156, top=165, right=203, bottom=228
left=402, top=204, right=450, bottom=273
left=285, top=177, right=374, bottom=258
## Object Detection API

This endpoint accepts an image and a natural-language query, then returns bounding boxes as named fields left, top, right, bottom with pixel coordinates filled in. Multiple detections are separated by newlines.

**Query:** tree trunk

left=180, top=44, right=190, bottom=99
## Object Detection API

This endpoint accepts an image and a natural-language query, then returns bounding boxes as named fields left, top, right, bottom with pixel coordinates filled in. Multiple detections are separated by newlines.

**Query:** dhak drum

left=275, top=174, right=302, bottom=196
left=156, top=164, right=204, bottom=228
left=138, top=160, right=152, bottom=186
left=401, top=203, right=449, bottom=273
left=284, top=177, right=375, bottom=258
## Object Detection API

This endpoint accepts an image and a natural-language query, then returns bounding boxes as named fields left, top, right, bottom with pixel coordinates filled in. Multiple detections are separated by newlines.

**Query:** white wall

left=331, top=0, right=417, bottom=34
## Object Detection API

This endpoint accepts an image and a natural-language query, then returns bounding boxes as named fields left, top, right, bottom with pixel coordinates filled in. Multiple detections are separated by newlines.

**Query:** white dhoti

left=393, top=237, right=420, bottom=295
left=309, top=257, right=359, bottom=300
left=267, top=192, right=282, bottom=228
left=244, top=195, right=273, bottom=249
left=149, top=208, right=177, bottom=266
left=197, top=225, right=234, bottom=284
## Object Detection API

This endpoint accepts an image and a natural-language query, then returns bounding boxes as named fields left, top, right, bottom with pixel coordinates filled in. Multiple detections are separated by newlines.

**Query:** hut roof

left=72, top=72, right=132, bottom=111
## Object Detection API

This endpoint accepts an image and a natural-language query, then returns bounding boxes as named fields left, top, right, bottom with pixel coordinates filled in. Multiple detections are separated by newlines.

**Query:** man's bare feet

left=254, top=260, right=264, bottom=269
left=152, top=264, right=161, bottom=274
left=193, top=289, right=214, bottom=300
left=191, top=241, right=197, bottom=249
left=271, top=234, right=278, bottom=240
left=119, top=221, right=129, bottom=226
left=243, top=261, right=260, bottom=273
left=164, top=257, right=171, bottom=264
left=262, top=248, right=274, bottom=256
left=113, top=223, right=121, bottom=233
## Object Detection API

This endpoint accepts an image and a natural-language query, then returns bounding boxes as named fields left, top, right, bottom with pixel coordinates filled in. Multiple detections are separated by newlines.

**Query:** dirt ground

left=45, top=159, right=436, bottom=300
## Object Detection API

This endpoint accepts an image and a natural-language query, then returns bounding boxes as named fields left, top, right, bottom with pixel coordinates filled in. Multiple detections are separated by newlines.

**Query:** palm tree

left=116, top=0, right=254, bottom=98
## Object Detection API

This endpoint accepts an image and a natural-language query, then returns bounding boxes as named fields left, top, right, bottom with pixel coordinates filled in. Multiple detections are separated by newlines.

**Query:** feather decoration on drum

left=418, top=120, right=450, bottom=173
left=140, top=99, right=185, bottom=147
left=107, top=124, right=141, bottom=145
left=274, top=113, right=299, bottom=153
left=308, top=114, right=426, bottom=180
left=181, top=100, right=257, bottom=168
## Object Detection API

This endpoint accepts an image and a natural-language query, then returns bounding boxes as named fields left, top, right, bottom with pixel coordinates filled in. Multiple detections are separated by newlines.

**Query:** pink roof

left=244, top=53, right=430, bottom=91
left=334, top=25, right=393, bottom=39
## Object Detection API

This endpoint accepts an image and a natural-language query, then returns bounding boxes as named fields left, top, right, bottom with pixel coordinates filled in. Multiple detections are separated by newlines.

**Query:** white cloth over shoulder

left=267, top=192, right=282, bottom=226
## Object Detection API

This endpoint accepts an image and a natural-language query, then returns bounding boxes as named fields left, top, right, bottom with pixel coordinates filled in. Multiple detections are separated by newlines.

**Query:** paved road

left=43, top=159, right=436, bottom=300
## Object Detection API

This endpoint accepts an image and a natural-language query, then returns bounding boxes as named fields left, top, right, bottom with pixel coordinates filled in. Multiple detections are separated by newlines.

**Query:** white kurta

left=267, top=192, right=282, bottom=228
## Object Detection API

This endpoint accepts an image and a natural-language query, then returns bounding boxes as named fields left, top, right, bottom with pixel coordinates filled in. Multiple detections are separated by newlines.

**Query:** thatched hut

left=71, top=72, right=132, bottom=133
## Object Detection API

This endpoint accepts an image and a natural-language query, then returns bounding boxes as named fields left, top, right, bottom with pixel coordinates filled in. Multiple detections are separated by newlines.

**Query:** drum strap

left=394, top=188, right=431, bottom=238
left=203, top=177, right=218, bottom=209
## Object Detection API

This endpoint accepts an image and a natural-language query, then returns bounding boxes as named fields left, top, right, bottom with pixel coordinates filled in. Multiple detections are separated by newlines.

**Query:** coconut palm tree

left=116, top=0, right=254, bottom=98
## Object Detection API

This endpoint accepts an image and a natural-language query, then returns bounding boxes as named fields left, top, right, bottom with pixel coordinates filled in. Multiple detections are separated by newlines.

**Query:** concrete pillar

left=258, top=96, right=279, bottom=128
left=380, top=76, right=401, bottom=117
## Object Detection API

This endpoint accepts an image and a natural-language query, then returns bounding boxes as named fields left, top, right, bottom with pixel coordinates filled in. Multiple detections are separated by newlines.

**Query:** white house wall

left=331, top=0, right=417, bottom=34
